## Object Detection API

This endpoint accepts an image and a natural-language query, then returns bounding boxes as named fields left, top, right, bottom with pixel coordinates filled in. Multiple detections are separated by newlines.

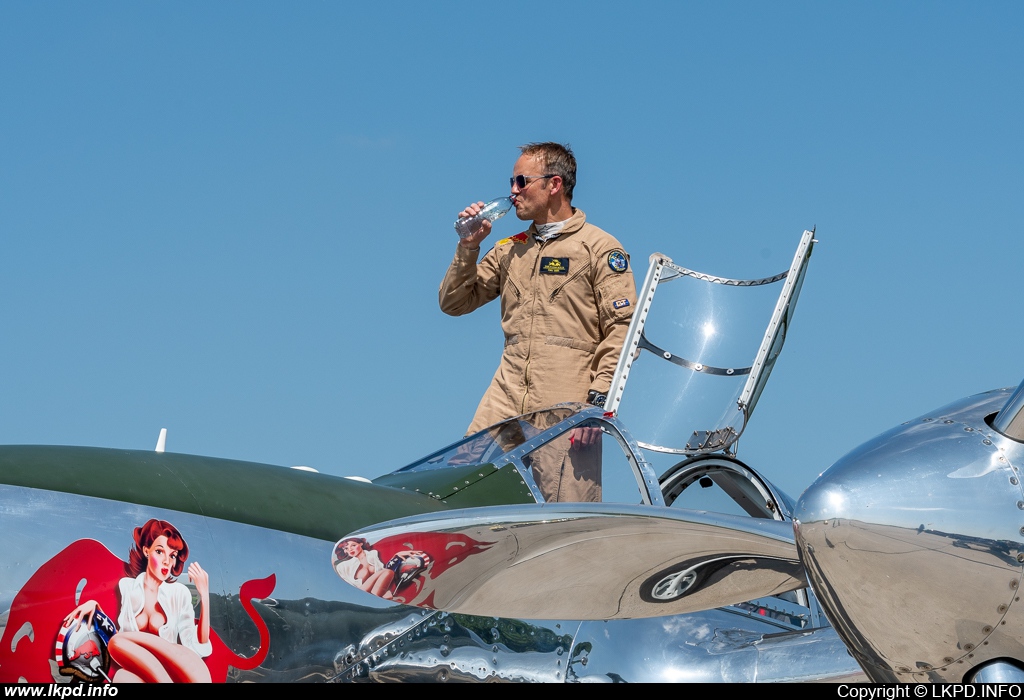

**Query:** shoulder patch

left=498, top=232, right=530, bottom=246
left=607, top=250, right=629, bottom=273
left=612, top=298, right=631, bottom=309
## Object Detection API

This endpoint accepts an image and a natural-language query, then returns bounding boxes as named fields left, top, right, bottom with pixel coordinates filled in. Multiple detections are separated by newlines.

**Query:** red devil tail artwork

left=0, top=520, right=276, bottom=684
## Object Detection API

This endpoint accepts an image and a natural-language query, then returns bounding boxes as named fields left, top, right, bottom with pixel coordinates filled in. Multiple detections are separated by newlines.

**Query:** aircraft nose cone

left=794, top=395, right=1024, bottom=682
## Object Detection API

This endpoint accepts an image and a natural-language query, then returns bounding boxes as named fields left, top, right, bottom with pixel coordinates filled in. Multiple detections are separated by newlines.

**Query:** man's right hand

left=457, top=201, right=491, bottom=248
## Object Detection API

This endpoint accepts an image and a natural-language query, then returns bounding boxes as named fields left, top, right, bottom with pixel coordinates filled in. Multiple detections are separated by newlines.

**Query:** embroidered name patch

left=612, top=298, right=631, bottom=309
left=608, top=250, right=628, bottom=273
left=540, top=257, right=569, bottom=275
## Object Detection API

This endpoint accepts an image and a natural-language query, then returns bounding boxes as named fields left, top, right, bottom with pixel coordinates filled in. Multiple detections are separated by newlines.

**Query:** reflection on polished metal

left=968, top=660, right=1024, bottom=683
left=340, top=503, right=805, bottom=620
left=993, top=376, right=1024, bottom=442
left=2, top=482, right=864, bottom=684
left=660, top=454, right=793, bottom=521
left=333, top=608, right=868, bottom=683
left=569, top=613, right=866, bottom=683
left=333, top=611, right=580, bottom=682
left=794, top=388, right=1024, bottom=683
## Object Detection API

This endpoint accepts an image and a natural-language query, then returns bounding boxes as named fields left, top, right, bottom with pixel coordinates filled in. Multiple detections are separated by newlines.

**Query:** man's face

left=510, top=154, right=553, bottom=222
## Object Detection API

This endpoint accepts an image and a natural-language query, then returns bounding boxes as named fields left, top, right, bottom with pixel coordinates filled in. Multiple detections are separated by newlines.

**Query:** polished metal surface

left=1, top=483, right=842, bottom=684
left=570, top=612, right=866, bottom=683
left=0, top=485, right=419, bottom=682
left=660, top=454, right=793, bottom=521
left=335, top=607, right=866, bottom=683
left=993, top=377, right=1024, bottom=442
left=968, top=660, right=1024, bottom=683
left=795, top=388, right=1024, bottom=682
left=336, top=612, right=580, bottom=682
left=341, top=503, right=805, bottom=620
left=15, top=352, right=1024, bottom=682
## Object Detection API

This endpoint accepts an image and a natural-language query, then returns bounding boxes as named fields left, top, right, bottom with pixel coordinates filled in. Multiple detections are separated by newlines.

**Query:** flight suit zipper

left=555, top=453, right=566, bottom=503
left=548, top=262, right=591, bottom=302
left=521, top=359, right=530, bottom=414
left=501, top=254, right=523, bottom=300
left=520, top=239, right=545, bottom=413
left=504, top=274, right=522, bottom=300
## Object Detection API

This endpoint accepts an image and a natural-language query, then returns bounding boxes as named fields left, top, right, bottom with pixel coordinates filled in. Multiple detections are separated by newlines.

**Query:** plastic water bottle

left=454, top=197, right=514, bottom=239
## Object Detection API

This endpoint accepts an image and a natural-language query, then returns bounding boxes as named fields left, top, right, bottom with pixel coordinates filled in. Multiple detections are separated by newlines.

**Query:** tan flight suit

left=519, top=413, right=604, bottom=503
left=439, top=209, right=636, bottom=502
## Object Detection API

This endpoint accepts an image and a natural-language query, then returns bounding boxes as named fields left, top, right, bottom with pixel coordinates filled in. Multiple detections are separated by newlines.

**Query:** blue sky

left=1, top=2, right=1021, bottom=499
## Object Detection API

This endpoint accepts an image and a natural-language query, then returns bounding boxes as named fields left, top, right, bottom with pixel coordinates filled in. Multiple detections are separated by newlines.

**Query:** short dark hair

left=519, top=142, right=577, bottom=202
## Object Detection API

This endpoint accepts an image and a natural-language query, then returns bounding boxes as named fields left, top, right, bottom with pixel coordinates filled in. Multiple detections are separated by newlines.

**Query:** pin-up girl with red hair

left=63, top=519, right=212, bottom=683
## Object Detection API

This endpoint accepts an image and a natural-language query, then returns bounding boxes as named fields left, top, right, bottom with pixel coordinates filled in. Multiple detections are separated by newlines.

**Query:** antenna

left=155, top=428, right=167, bottom=453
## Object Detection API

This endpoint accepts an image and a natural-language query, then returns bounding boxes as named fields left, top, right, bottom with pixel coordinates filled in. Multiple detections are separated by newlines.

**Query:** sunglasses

left=510, top=174, right=556, bottom=190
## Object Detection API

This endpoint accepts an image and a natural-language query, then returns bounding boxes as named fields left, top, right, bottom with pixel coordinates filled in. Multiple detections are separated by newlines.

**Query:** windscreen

left=394, top=405, right=585, bottom=473
left=616, top=267, right=782, bottom=453
left=610, top=230, right=815, bottom=455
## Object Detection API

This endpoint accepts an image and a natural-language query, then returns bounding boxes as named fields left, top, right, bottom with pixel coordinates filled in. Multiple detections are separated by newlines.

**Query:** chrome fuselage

left=796, top=387, right=1024, bottom=682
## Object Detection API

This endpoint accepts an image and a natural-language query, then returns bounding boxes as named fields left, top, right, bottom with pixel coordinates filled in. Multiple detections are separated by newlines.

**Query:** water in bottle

left=454, top=197, right=514, bottom=239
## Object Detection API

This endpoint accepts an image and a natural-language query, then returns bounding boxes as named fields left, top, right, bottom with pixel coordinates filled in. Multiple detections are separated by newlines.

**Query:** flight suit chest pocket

left=546, top=260, right=591, bottom=301
left=501, top=261, right=524, bottom=299
left=503, top=273, right=522, bottom=299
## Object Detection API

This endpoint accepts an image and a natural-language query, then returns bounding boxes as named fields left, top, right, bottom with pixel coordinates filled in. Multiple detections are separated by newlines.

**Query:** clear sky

left=1, top=2, right=1021, bottom=499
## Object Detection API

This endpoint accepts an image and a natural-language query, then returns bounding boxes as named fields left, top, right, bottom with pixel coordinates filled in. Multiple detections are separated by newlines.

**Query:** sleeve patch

left=612, top=298, right=631, bottom=309
left=607, top=250, right=628, bottom=273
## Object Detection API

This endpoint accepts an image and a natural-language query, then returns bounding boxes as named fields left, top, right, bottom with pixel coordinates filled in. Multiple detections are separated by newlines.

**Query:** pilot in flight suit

left=440, top=143, right=636, bottom=502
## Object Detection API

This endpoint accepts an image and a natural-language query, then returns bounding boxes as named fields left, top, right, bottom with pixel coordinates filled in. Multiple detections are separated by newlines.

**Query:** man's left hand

left=569, top=426, right=602, bottom=449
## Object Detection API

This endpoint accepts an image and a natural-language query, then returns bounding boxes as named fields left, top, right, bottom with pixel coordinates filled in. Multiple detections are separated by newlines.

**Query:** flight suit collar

left=527, top=208, right=587, bottom=241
